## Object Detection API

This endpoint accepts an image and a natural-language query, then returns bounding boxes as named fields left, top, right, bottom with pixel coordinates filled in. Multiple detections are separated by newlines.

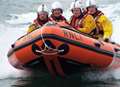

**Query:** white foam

left=6, top=12, right=37, bottom=25
left=0, top=24, right=28, bottom=79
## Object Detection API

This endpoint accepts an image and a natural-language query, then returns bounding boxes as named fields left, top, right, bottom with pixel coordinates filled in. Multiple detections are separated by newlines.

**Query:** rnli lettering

left=63, top=30, right=82, bottom=40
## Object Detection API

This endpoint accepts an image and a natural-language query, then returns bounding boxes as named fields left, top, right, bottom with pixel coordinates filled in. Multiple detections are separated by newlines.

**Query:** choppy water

left=1, top=0, right=120, bottom=87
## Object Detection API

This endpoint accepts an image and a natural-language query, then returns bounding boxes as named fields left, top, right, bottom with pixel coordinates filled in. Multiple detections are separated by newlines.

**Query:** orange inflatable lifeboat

left=7, top=22, right=120, bottom=77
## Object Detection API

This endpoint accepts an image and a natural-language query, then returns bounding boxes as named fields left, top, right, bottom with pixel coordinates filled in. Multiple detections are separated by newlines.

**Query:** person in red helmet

left=27, top=4, right=50, bottom=33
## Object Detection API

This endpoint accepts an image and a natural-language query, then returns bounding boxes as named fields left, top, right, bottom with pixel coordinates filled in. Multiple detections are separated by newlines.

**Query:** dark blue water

left=1, top=71, right=120, bottom=87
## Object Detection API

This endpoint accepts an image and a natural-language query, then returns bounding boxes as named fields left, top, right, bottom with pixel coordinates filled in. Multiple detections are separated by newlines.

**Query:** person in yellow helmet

left=69, top=1, right=96, bottom=36
left=84, top=0, right=113, bottom=42
left=27, top=4, right=50, bottom=33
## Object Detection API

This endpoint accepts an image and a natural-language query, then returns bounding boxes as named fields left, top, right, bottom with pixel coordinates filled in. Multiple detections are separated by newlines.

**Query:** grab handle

left=114, top=48, right=120, bottom=52
left=94, top=42, right=101, bottom=48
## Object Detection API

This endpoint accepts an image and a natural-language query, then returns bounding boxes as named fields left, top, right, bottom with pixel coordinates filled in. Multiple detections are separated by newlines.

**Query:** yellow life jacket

left=95, top=14, right=113, bottom=40
left=78, top=14, right=96, bottom=35
left=27, top=23, right=39, bottom=33
left=27, top=18, right=49, bottom=33
left=69, top=14, right=96, bottom=35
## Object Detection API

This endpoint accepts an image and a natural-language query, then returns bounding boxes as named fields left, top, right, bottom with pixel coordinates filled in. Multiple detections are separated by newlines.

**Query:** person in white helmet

left=27, top=4, right=50, bottom=33
left=69, top=1, right=96, bottom=36
left=50, top=1, right=67, bottom=22
left=84, top=0, right=113, bottom=42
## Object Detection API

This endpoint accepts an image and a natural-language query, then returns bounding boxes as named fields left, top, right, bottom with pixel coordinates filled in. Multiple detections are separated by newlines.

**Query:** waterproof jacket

left=93, top=11, right=113, bottom=40
left=27, top=18, right=49, bottom=33
left=69, top=14, right=96, bottom=35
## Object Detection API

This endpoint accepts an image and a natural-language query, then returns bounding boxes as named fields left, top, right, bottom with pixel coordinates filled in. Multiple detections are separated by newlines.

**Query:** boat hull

left=7, top=22, right=120, bottom=76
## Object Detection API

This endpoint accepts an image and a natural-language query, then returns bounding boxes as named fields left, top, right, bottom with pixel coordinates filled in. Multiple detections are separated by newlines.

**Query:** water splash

left=0, top=23, right=29, bottom=80
left=6, top=12, right=36, bottom=25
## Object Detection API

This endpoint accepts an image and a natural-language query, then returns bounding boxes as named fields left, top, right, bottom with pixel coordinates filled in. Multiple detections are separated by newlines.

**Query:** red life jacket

left=33, top=17, right=50, bottom=27
left=69, top=14, right=87, bottom=29
left=92, top=10, right=104, bottom=20
left=83, top=10, right=104, bottom=21
left=50, top=15, right=67, bottom=22
left=92, top=10, right=104, bottom=35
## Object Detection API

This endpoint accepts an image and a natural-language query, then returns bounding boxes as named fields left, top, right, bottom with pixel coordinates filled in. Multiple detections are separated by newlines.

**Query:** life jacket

left=33, top=17, right=50, bottom=28
left=70, top=14, right=97, bottom=38
left=82, top=10, right=104, bottom=38
left=27, top=17, right=50, bottom=33
left=92, top=10, right=104, bottom=19
left=50, top=15, right=66, bottom=22
left=92, top=10, right=104, bottom=35
left=69, top=14, right=87, bottom=29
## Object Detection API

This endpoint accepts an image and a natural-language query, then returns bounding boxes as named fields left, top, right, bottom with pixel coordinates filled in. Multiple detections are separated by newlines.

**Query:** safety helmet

left=37, top=4, right=49, bottom=13
left=70, top=0, right=84, bottom=10
left=85, top=0, right=97, bottom=7
left=51, top=1, right=63, bottom=10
